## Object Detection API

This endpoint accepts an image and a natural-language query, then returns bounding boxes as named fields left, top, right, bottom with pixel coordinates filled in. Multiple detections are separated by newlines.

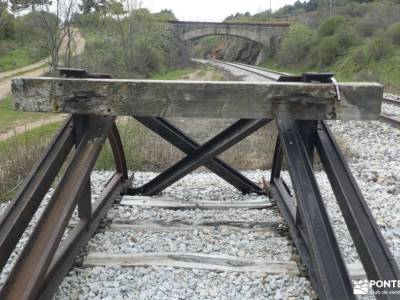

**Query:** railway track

left=56, top=63, right=382, bottom=298
left=1, top=65, right=399, bottom=299
left=71, top=173, right=316, bottom=298
left=382, top=94, right=400, bottom=128
left=216, top=60, right=400, bottom=128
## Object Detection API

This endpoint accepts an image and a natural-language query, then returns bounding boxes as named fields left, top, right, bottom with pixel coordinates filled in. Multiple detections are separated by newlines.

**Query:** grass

left=0, top=121, right=62, bottom=202
left=0, top=96, right=51, bottom=134
left=0, top=121, right=61, bottom=152
left=150, top=68, right=194, bottom=80
left=0, top=48, right=35, bottom=72
left=262, top=48, right=400, bottom=94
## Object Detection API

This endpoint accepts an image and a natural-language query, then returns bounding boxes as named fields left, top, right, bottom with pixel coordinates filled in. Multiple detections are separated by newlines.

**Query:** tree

left=79, top=0, right=109, bottom=14
left=39, top=0, right=77, bottom=71
left=305, top=0, right=318, bottom=11
left=154, top=9, right=177, bottom=21
left=0, top=3, right=14, bottom=39
left=9, top=0, right=52, bottom=12
left=0, top=1, right=7, bottom=13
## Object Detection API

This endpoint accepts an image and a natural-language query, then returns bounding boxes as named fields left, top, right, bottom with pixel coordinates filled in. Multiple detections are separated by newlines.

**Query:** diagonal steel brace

left=132, top=116, right=264, bottom=194
left=131, top=118, right=271, bottom=196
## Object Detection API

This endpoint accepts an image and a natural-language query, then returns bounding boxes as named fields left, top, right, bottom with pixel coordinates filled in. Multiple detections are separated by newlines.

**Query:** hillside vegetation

left=207, top=0, right=400, bottom=92
left=75, top=9, right=190, bottom=78
left=0, top=8, right=52, bottom=71
left=268, top=1, right=400, bottom=91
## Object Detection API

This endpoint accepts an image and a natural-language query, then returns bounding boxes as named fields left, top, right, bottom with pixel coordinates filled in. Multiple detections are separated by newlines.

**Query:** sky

left=137, top=0, right=299, bottom=22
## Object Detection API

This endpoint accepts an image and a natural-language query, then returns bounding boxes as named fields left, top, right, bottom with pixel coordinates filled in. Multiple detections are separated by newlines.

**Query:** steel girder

left=270, top=119, right=400, bottom=299
left=316, top=120, right=400, bottom=297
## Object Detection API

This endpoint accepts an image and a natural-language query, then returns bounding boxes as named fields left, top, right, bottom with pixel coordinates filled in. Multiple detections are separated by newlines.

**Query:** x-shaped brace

left=128, top=117, right=271, bottom=196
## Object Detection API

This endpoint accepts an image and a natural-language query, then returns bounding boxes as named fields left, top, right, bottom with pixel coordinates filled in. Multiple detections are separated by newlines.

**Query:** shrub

left=385, top=21, right=400, bottom=45
left=278, top=23, right=314, bottom=66
left=0, top=10, right=14, bottom=39
left=355, top=3, right=395, bottom=37
left=333, top=24, right=359, bottom=54
left=318, top=36, right=338, bottom=66
left=350, top=47, right=368, bottom=66
left=317, top=16, right=346, bottom=38
left=366, top=36, right=394, bottom=61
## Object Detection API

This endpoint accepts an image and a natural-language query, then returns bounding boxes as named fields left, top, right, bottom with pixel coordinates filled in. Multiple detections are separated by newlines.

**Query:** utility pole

left=329, top=0, right=333, bottom=17
left=269, top=0, right=272, bottom=18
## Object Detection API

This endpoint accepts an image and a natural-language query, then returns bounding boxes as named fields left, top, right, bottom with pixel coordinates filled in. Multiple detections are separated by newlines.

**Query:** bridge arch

left=169, top=21, right=290, bottom=49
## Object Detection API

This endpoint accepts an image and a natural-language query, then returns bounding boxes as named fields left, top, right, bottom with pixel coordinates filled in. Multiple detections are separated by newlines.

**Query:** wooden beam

left=12, top=77, right=383, bottom=120
left=107, top=220, right=283, bottom=234
left=120, top=195, right=272, bottom=209
left=83, top=252, right=367, bottom=278
left=83, top=252, right=300, bottom=274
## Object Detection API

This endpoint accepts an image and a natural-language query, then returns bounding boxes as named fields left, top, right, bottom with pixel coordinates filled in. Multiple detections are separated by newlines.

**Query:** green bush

left=350, top=47, right=369, bottom=66
left=333, top=24, right=359, bottom=54
left=278, top=23, right=314, bottom=66
left=366, top=36, right=394, bottom=61
left=0, top=11, right=52, bottom=70
left=318, top=36, right=338, bottom=66
left=355, top=3, right=394, bottom=37
left=0, top=10, right=15, bottom=39
left=317, top=16, right=346, bottom=39
left=77, top=9, right=190, bottom=78
left=385, top=22, right=400, bottom=45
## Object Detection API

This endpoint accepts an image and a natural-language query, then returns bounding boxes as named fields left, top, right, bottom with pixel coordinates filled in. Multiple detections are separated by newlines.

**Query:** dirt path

left=0, top=28, right=85, bottom=102
left=0, top=29, right=85, bottom=141
left=0, top=115, right=66, bottom=141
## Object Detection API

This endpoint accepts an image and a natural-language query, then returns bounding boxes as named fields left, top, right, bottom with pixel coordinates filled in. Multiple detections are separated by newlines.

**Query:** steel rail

left=380, top=114, right=400, bottom=128
left=214, top=60, right=280, bottom=81
left=382, top=95, right=400, bottom=106
left=0, top=117, right=74, bottom=272
left=381, top=96, right=400, bottom=127
left=316, top=120, right=400, bottom=297
left=276, top=119, right=354, bottom=299
left=38, top=173, right=125, bottom=299
left=0, top=116, right=115, bottom=300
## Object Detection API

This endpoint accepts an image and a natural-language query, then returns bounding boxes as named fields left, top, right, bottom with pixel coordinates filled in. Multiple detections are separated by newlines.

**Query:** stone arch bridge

left=169, top=21, right=290, bottom=48
left=168, top=21, right=291, bottom=64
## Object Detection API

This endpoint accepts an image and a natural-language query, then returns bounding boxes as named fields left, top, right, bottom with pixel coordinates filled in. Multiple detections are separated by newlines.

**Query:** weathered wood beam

left=83, top=252, right=368, bottom=278
left=107, top=220, right=282, bottom=234
left=120, top=195, right=272, bottom=209
left=12, top=77, right=383, bottom=120
left=83, top=252, right=300, bottom=274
